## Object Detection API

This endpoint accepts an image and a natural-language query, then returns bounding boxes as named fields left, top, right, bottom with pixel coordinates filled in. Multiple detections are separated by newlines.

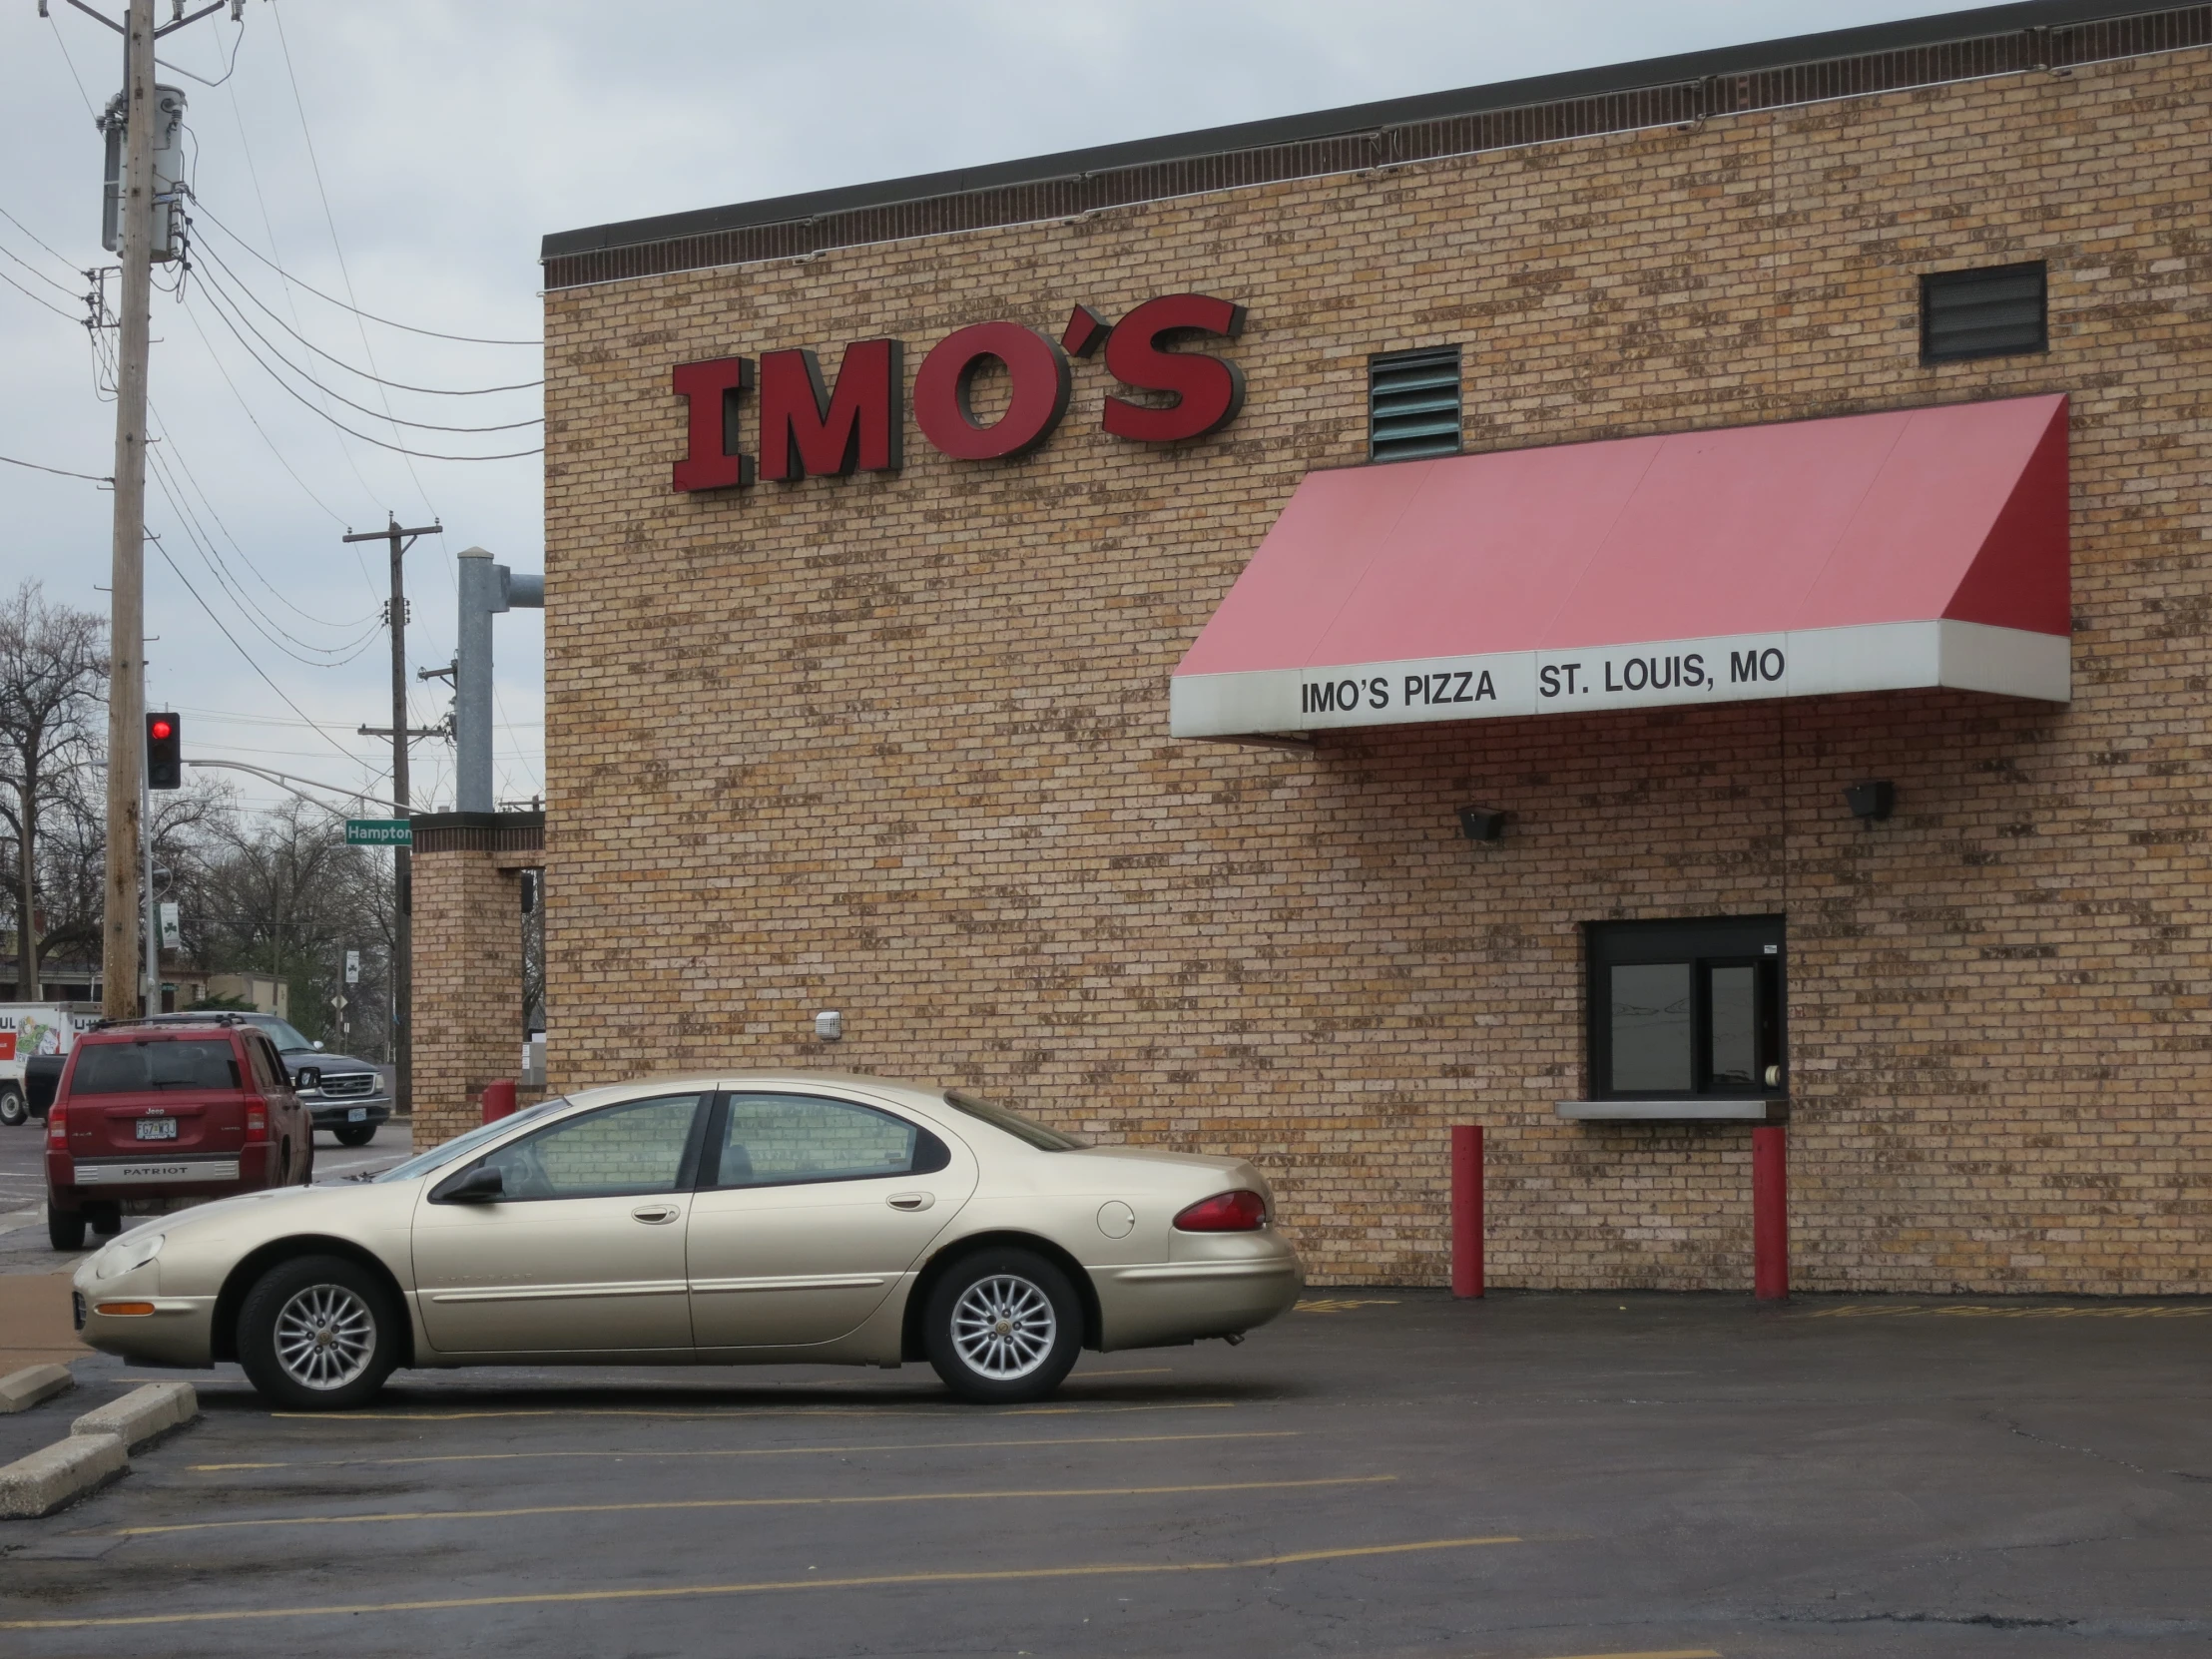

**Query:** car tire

left=922, top=1248, right=1084, bottom=1404
left=89, top=1205, right=123, bottom=1238
left=334, top=1125, right=376, bottom=1147
left=0, top=1086, right=25, bottom=1127
left=47, top=1205, right=85, bottom=1251
left=236, top=1254, right=400, bottom=1410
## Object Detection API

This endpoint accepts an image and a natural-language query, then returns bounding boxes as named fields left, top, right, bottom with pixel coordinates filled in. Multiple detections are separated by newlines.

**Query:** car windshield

left=73, top=1038, right=241, bottom=1094
left=940, top=1089, right=1087, bottom=1151
left=248, top=1016, right=315, bottom=1052
left=370, top=1100, right=567, bottom=1183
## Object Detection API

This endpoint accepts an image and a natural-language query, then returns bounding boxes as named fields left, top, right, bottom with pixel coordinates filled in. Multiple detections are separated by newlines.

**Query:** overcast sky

left=0, top=0, right=1989, bottom=818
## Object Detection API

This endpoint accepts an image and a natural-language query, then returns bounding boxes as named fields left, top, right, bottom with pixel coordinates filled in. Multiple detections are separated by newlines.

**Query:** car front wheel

left=922, top=1248, right=1083, bottom=1404
left=237, top=1255, right=399, bottom=1410
left=333, top=1124, right=376, bottom=1147
left=0, top=1086, right=26, bottom=1127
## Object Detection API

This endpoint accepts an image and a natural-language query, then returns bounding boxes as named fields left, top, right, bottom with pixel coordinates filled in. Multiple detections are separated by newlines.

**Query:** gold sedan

left=70, top=1074, right=1303, bottom=1408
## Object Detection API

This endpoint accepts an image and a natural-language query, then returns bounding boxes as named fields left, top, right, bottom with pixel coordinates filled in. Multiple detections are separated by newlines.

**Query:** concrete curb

left=0, top=1431, right=126, bottom=1519
left=0, top=1363, right=75, bottom=1413
left=0, top=1382, right=201, bottom=1519
left=72, top=1382, right=198, bottom=1450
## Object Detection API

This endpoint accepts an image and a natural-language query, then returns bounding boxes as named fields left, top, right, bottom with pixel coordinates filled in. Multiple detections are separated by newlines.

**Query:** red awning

left=1171, top=394, right=2068, bottom=739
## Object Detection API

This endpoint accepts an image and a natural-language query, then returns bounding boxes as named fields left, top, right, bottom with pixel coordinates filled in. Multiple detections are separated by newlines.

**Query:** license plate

left=135, top=1118, right=178, bottom=1141
left=346, top=1107, right=367, bottom=1122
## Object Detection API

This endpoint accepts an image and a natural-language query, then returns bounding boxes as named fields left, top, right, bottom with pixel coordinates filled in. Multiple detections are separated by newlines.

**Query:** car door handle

left=886, top=1192, right=934, bottom=1212
left=631, top=1204, right=681, bottom=1224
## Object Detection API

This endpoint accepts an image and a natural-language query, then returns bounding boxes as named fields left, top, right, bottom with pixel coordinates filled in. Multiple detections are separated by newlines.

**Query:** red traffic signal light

left=147, top=712, right=183, bottom=791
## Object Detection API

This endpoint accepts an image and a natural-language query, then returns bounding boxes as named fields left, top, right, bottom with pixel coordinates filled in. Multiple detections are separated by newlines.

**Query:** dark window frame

left=1584, top=916, right=1786, bottom=1101
left=1920, top=261, right=2048, bottom=364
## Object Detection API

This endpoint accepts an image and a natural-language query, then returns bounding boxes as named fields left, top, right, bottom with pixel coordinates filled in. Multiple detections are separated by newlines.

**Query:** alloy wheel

left=949, top=1273, right=1057, bottom=1381
left=272, top=1282, right=377, bottom=1391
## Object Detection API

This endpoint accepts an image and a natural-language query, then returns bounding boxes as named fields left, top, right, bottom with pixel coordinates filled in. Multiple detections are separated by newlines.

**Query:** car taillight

left=246, top=1103, right=268, bottom=1141
left=1173, top=1190, right=1268, bottom=1232
left=47, top=1103, right=67, bottom=1145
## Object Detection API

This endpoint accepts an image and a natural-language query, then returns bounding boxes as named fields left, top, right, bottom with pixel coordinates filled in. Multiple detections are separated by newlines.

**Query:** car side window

left=248, top=1038, right=280, bottom=1092
left=476, top=1094, right=705, bottom=1201
left=712, top=1093, right=945, bottom=1190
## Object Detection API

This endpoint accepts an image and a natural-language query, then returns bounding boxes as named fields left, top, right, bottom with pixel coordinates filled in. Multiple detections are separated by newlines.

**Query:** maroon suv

left=45, top=1018, right=313, bottom=1250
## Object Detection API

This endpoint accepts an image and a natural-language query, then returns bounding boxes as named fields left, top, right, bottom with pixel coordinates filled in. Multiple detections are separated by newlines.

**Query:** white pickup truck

left=0, top=1003, right=95, bottom=1126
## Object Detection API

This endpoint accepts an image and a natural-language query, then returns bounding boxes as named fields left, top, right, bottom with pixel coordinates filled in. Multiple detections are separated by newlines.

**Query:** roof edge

left=541, top=0, right=2186, bottom=265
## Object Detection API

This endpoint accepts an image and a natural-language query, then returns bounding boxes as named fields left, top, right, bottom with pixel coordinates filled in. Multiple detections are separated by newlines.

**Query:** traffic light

left=147, top=712, right=182, bottom=790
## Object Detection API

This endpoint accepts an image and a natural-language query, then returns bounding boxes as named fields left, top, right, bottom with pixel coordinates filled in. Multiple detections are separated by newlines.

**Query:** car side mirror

left=312, top=1041, right=325, bottom=1050
left=293, top=1066, right=321, bottom=1091
left=434, top=1164, right=506, bottom=1205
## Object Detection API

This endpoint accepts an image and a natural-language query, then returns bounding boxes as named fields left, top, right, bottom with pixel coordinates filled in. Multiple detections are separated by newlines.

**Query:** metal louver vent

left=1369, top=345, right=1462, bottom=463
left=1922, top=262, right=2047, bottom=363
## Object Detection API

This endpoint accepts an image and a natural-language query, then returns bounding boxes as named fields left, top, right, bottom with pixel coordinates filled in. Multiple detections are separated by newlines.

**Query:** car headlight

left=95, top=1232, right=166, bottom=1280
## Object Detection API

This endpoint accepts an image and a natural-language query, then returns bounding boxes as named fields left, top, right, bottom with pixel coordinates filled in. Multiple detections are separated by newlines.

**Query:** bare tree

left=0, top=584, right=109, bottom=999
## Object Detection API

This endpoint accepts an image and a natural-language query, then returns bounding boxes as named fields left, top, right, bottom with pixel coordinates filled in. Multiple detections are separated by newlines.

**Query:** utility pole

left=70, top=0, right=236, bottom=1020
left=99, top=0, right=154, bottom=1021
left=341, top=515, right=439, bottom=1114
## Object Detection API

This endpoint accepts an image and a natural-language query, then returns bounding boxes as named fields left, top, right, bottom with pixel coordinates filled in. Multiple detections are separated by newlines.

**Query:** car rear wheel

left=0, top=1086, right=25, bottom=1127
left=46, top=1205, right=84, bottom=1251
left=237, top=1255, right=399, bottom=1410
left=334, top=1124, right=376, bottom=1147
left=89, top=1205, right=123, bottom=1238
left=923, top=1248, right=1083, bottom=1404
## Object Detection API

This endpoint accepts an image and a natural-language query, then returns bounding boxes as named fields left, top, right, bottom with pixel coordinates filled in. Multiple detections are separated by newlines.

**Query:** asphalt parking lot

left=3, top=1285, right=2208, bottom=1657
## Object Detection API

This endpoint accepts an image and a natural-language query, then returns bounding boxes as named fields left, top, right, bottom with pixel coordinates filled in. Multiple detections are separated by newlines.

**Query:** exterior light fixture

left=1457, top=807, right=1508, bottom=842
left=814, top=1010, right=843, bottom=1041
left=1845, top=782, right=1896, bottom=823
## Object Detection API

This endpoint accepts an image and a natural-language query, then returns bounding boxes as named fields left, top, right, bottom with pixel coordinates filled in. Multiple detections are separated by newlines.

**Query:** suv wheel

left=237, top=1254, right=400, bottom=1410
left=89, top=1205, right=123, bottom=1238
left=47, top=1205, right=85, bottom=1251
left=0, top=1086, right=25, bottom=1127
left=334, top=1124, right=376, bottom=1147
left=922, top=1248, right=1083, bottom=1404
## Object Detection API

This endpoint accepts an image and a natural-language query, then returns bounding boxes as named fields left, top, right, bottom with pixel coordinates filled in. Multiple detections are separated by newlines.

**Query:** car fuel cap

left=1096, top=1200, right=1136, bottom=1239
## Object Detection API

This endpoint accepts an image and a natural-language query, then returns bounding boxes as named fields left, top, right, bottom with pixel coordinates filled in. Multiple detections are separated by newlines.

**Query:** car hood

left=281, top=1049, right=379, bottom=1075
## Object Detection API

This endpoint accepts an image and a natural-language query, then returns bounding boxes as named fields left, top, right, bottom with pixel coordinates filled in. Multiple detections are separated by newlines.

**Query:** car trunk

left=65, top=1037, right=255, bottom=1158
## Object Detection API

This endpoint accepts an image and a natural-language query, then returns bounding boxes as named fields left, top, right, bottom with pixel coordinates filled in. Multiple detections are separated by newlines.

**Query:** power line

left=146, top=444, right=382, bottom=667
left=192, top=271, right=543, bottom=432
left=173, top=297, right=350, bottom=525
left=191, top=236, right=541, bottom=395
left=0, top=265, right=83, bottom=323
left=145, top=396, right=375, bottom=631
left=189, top=198, right=540, bottom=347
left=187, top=281, right=545, bottom=459
left=157, top=16, right=244, bottom=88
left=0, top=237, right=81, bottom=296
left=145, top=528, right=365, bottom=767
left=0, top=452, right=110, bottom=483
left=0, top=204, right=81, bottom=271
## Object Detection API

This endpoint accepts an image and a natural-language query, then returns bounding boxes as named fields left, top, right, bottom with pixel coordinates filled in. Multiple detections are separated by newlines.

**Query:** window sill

left=1555, top=1099, right=1787, bottom=1123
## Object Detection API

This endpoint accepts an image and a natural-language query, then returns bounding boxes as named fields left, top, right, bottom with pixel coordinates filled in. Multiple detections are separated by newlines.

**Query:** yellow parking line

left=117, top=1474, right=1394, bottom=1536
left=0, top=1534, right=1521, bottom=1631
left=267, top=1399, right=1234, bottom=1423
left=190, top=1426, right=1301, bottom=1472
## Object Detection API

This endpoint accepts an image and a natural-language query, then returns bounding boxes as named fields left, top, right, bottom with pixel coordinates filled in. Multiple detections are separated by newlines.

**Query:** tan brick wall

left=539, top=51, right=2212, bottom=1293
left=413, top=847, right=530, bottom=1148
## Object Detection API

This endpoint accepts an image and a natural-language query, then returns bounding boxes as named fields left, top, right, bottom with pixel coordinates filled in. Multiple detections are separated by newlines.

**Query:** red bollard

left=1450, top=1125, right=1484, bottom=1299
left=1752, top=1124, right=1788, bottom=1301
left=480, top=1078, right=518, bottom=1124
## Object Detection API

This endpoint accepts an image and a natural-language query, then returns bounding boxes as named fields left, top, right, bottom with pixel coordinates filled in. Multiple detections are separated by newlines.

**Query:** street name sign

left=346, top=819, right=412, bottom=846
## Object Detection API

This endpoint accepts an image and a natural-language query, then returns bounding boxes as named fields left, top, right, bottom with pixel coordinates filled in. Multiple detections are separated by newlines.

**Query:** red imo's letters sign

left=671, top=293, right=1245, bottom=493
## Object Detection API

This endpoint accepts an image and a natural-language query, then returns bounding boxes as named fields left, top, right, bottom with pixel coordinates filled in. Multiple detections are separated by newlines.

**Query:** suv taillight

left=245, top=1103, right=268, bottom=1141
left=47, top=1102, right=66, bottom=1145
left=1173, top=1190, right=1268, bottom=1232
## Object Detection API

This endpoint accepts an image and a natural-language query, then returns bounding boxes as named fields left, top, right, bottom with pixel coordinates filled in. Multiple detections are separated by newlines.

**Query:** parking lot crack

left=1982, top=1409, right=2153, bottom=1476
